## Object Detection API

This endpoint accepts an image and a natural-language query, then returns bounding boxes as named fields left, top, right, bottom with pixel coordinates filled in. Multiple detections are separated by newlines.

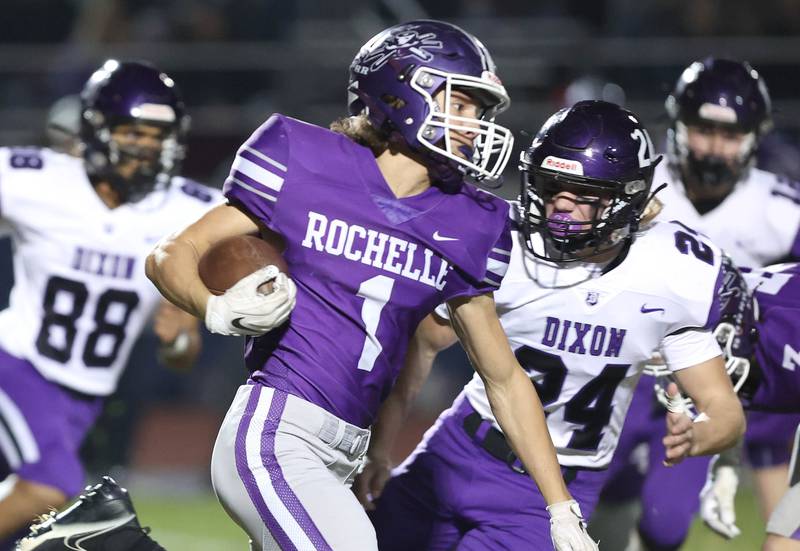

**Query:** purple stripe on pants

left=235, top=385, right=295, bottom=550
left=234, top=385, right=333, bottom=550
left=261, top=389, right=332, bottom=550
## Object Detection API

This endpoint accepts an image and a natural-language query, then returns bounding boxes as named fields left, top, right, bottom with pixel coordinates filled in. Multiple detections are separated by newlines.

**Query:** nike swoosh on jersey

left=231, top=317, right=261, bottom=333
left=640, top=305, right=665, bottom=314
left=433, top=231, right=458, bottom=242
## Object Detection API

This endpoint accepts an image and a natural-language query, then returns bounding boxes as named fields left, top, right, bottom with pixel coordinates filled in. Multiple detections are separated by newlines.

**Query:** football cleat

left=16, top=476, right=162, bottom=551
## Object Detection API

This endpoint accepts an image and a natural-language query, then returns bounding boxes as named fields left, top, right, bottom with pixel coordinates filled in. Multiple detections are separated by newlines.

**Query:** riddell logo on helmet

left=542, top=156, right=584, bottom=176
left=130, top=103, right=176, bottom=123
left=698, top=103, right=738, bottom=124
left=482, top=71, right=503, bottom=87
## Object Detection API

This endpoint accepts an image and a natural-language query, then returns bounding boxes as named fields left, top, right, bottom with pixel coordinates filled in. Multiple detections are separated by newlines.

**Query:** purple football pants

left=370, top=393, right=609, bottom=551
left=601, top=375, right=711, bottom=550
left=0, top=347, right=103, bottom=497
left=744, top=410, right=799, bottom=468
left=602, top=375, right=800, bottom=550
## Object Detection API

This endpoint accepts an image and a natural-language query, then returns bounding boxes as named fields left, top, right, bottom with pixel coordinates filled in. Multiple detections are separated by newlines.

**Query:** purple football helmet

left=81, top=59, right=189, bottom=203
left=348, top=20, right=513, bottom=185
left=665, top=57, right=772, bottom=192
left=519, top=100, right=661, bottom=261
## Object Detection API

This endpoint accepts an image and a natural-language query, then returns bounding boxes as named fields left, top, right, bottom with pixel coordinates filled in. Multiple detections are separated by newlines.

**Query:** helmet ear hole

left=380, top=95, right=407, bottom=109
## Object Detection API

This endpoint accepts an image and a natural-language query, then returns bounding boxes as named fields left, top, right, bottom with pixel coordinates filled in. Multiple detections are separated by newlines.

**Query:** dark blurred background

left=2, top=0, right=800, bottom=489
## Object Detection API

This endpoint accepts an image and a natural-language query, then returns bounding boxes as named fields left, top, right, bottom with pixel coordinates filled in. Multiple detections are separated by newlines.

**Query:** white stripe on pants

left=211, top=384, right=377, bottom=551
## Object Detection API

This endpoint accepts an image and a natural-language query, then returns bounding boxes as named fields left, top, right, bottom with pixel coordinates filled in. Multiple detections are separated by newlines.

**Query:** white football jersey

left=0, top=147, right=222, bottom=395
left=654, top=162, right=800, bottom=267
left=441, top=210, right=724, bottom=468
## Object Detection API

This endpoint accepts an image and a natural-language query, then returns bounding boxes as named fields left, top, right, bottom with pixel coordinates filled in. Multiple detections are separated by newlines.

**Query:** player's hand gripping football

left=205, top=265, right=297, bottom=336
left=699, top=453, right=741, bottom=539
left=547, top=499, right=599, bottom=551
left=353, top=455, right=392, bottom=511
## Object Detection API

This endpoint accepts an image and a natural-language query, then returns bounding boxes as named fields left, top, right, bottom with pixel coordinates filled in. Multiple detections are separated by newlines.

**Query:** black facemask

left=685, top=152, right=738, bottom=190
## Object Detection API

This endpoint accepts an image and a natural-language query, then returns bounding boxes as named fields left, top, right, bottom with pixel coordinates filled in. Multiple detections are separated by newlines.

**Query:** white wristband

left=160, top=331, right=191, bottom=359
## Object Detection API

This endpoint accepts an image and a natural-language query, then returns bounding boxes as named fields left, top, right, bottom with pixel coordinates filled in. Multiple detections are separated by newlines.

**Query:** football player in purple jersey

left=0, top=60, right=215, bottom=551
left=354, top=100, right=745, bottom=551
left=592, top=58, right=800, bottom=551
left=146, top=20, right=595, bottom=551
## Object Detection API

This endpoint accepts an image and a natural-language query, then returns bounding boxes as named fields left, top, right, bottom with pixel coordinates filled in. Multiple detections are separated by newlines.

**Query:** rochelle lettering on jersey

left=541, top=316, right=626, bottom=357
left=301, top=211, right=452, bottom=291
left=71, top=246, right=137, bottom=280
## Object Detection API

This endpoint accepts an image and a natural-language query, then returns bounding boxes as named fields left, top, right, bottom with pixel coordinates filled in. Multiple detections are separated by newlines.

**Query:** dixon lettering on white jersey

left=0, top=147, right=223, bottom=396
left=541, top=316, right=626, bottom=357
left=457, top=217, right=724, bottom=469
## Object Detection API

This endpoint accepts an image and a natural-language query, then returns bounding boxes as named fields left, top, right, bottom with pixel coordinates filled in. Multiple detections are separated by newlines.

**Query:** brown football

left=198, top=233, right=288, bottom=296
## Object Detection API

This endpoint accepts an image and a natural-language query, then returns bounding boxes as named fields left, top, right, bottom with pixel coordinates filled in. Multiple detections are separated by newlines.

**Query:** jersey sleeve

left=0, top=147, right=46, bottom=234
left=765, top=176, right=800, bottom=259
left=654, top=221, right=728, bottom=334
left=654, top=220, right=730, bottom=369
left=660, top=328, right=722, bottom=372
left=223, top=114, right=290, bottom=233
left=442, top=213, right=513, bottom=302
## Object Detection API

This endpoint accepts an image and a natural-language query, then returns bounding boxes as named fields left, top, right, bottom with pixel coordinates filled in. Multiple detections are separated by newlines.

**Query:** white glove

left=548, top=499, right=599, bottom=551
left=205, top=266, right=297, bottom=336
left=699, top=455, right=741, bottom=539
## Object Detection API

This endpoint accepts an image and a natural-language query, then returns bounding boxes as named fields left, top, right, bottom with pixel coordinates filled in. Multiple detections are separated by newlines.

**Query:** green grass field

left=133, top=488, right=767, bottom=550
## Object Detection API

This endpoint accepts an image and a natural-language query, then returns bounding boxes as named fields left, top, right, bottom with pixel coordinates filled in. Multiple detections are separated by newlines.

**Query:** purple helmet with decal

left=81, top=59, right=189, bottom=202
left=519, top=100, right=661, bottom=261
left=665, top=57, right=772, bottom=191
left=348, top=20, right=513, bottom=185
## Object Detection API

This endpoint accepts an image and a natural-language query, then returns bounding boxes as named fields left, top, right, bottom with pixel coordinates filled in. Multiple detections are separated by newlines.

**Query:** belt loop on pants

left=462, top=411, right=588, bottom=484
left=463, top=411, right=527, bottom=475
left=318, top=412, right=371, bottom=461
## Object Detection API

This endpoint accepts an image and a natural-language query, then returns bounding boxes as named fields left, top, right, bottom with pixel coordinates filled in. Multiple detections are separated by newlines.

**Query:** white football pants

left=211, top=384, right=375, bottom=551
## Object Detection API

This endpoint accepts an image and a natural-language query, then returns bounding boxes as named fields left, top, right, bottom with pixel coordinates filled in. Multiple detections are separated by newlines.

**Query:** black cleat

left=15, top=476, right=164, bottom=551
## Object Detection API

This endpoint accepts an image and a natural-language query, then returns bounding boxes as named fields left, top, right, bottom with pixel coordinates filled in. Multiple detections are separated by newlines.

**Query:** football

left=198, top=233, right=288, bottom=296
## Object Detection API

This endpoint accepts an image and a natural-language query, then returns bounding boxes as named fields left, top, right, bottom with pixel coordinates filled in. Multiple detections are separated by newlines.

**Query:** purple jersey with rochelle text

left=223, top=114, right=512, bottom=428
left=743, top=263, right=800, bottom=413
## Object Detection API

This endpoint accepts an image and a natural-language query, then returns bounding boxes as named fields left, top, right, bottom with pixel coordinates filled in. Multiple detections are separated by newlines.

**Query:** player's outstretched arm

left=448, top=294, right=598, bottom=551
left=666, top=356, right=745, bottom=464
left=354, top=313, right=457, bottom=510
